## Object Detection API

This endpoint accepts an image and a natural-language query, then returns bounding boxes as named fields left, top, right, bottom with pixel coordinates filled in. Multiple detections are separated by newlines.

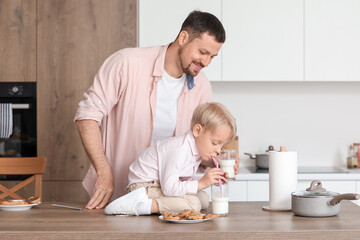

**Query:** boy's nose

left=215, top=148, right=221, bottom=155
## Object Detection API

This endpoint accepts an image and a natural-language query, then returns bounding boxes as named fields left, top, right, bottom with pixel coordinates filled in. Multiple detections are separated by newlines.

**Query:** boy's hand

left=198, top=168, right=228, bottom=191
left=233, top=153, right=239, bottom=179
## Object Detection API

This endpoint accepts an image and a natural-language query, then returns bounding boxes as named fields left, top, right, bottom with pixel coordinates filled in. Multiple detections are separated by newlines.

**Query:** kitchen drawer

left=247, top=181, right=269, bottom=201
left=229, top=181, right=247, bottom=202
left=247, top=180, right=358, bottom=202
left=356, top=181, right=360, bottom=206
left=203, top=181, right=247, bottom=202
left=297, top=180, right=356, bottom=193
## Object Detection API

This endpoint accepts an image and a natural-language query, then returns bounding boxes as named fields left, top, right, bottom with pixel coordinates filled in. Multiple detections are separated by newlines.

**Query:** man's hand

left=198, top=168, right=228, bottom=191
left=85, top=166, right=114, bottom=209
left=76, top=120, right=115, bottom=209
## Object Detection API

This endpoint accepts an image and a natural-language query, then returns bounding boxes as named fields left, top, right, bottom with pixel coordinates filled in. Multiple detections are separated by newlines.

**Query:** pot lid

left=292, top=180, right=339, bottom=198
left=256, top=145, right=275, bottom=155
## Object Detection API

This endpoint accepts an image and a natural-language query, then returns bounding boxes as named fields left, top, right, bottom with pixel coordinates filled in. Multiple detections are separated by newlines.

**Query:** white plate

left=0, top=202, right=41, bottom=211
left=159, top=214, right=215, bottom=224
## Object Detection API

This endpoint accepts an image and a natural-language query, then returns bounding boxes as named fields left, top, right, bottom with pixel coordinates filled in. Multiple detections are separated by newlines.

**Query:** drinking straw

left=212, top=156, right=223, bottom=197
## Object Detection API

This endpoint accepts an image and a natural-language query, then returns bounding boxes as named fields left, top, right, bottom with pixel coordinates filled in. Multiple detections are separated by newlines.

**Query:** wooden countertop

left=1, top=202, right=360, bottom=239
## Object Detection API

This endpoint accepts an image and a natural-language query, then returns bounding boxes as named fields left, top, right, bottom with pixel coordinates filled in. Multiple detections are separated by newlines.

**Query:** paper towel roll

left=268, top=150, right=297, bottom=210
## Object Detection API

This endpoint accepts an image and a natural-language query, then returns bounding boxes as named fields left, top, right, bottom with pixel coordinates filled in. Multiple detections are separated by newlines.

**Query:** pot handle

left=244, top=153, right=256, bottom=159
left=266, top=145, right=274, bottom=152
left=306, top=180, right=327, bottom=192
left=329, top=193, right=360, bottom=206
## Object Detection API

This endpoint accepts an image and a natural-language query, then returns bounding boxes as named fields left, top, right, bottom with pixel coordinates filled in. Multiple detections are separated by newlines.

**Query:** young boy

left=104, top=102, right=237, bottom=215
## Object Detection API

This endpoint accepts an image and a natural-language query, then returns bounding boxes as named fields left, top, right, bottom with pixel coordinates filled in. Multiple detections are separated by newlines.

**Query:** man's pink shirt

left=74, top=45, right=212, bottom=200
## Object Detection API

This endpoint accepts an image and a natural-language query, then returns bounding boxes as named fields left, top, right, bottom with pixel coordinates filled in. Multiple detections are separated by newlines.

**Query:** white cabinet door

left=297, top=180, right=356, bottom=193
left=138, top=0, right=222, bottom=81
left=204, top=181, right=247, bottom=202
left=305, top=0, right=360, bottom=81
left=222, top=0, right=304, bottom=81
left=229, top=181, right=247, bottom=201
left=248, top=181, right=269, bottom=201
left=356, top=181, right=360, bottom=206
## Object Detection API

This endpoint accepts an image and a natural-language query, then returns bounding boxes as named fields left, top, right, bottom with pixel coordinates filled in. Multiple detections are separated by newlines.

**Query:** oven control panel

left=0, top=82, right=36, bottom=98
left=9, top=85, right=24, bottom=95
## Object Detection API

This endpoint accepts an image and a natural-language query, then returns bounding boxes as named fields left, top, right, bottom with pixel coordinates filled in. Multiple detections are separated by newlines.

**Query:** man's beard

left=178, top=47, right=199, bottom=77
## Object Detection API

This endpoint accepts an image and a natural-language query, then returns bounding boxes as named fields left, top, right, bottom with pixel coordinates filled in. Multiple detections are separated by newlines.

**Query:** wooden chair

left=0, top=157, right=46, bottom=201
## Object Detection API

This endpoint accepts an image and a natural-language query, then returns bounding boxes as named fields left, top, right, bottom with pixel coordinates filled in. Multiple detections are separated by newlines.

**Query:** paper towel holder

left=262, top=145, right=296, bottom=212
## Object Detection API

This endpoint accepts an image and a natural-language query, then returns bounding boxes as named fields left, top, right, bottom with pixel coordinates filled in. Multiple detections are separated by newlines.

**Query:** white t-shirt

left=151, top=71, right=185, bottom=145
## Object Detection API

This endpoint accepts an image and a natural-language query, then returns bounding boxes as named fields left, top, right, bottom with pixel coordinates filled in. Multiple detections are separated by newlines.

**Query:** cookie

left=163, top=215, right=181, bottom=220
left=186, top=213, right=204, bottom=220
left=190, top=211, right=202, bottom=215
left=203, top=214, right=219, bottom=219
left=178, top=209, right=194, bottom=218
left=162, top=211, right=176, bottom=217
left=26, top=196, right=40, bottom=204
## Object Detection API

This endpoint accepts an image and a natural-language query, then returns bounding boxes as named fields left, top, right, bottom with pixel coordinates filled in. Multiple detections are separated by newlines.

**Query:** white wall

left=211, top=82, right=360, bottom=167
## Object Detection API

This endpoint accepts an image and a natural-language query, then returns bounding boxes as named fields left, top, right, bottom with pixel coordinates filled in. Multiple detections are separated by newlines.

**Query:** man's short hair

left=191, top=102, right=237, bottom=143
left=180, top=10, right=226, bottom=43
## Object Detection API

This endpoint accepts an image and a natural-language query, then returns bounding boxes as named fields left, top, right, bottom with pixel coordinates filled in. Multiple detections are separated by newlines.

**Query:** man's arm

left=76, top=119, right=114, bottom=209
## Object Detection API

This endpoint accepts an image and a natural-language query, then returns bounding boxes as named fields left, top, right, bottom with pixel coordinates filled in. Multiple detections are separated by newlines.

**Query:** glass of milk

left=219, top=149, right=236, bottom=178
left=211, top=182, right=229, bottom=216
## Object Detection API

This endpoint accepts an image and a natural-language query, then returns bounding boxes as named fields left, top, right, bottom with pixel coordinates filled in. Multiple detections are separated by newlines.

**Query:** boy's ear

left=192, top=124, right=203, bottom=137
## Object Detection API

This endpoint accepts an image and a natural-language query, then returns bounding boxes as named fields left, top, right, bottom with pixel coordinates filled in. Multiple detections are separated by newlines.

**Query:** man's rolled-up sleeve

left=74, top=51, right=127, bottom=124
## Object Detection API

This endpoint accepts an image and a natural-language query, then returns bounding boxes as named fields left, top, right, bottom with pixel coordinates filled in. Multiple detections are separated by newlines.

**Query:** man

left=74, top=10, right=226, bottom=209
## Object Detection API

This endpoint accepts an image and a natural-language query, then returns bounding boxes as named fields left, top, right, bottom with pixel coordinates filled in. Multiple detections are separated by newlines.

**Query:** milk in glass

left=211, top=183, right=229, bottom=215
left=219, top=150, right=236, bottom=178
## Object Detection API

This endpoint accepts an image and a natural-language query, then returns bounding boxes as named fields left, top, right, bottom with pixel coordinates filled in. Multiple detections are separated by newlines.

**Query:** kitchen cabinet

left=246, top=180, right=358, bottom=202
left=203, top=181, right=247, bottom=201
left=305, top=0, right=360, bottom=81
left=247, top=180, right=269, bottom=201
left=139, top=0, right=360, bottom=82
left=138, top=0, right=222, bottom=81
left=0, top=0, right=36, bottom=82
left=222, top=0, right=304, bottom=81
left=356, top=181, right=360, bottom=205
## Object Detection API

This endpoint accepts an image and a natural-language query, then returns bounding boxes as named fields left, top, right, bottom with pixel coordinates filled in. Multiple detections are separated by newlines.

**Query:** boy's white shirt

left=128, top=130, right=202, bottom=196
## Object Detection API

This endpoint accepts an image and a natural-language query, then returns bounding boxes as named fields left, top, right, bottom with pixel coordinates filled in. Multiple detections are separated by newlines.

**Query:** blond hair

left=190, top=102, right=237, bottom=143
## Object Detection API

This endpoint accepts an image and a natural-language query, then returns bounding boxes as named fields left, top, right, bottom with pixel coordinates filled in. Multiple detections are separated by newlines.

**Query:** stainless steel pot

left=291, top=180, right=360, bottom=217
left=244, top=145, right=274, bottom=169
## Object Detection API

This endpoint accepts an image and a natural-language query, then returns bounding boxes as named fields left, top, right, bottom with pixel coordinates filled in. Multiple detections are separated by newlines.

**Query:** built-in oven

left=0, top=82, right=37, bottom=180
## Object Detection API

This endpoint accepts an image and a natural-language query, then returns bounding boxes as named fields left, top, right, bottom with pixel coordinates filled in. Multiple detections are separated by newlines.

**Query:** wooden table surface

left=1, top=201, right=360, bottom=240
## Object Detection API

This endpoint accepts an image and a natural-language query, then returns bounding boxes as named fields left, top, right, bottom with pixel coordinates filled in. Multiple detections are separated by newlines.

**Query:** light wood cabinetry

left=1, top=0, right=137, bottom=202
left=305, top=0, right=360, bottom=81
left=222, top=0, right=304, bottom=81
left=36, top=0, right=137, bottom=201
left=0, top=0, right=36, bottom=82
left=138, top=0, right=222, bottom=81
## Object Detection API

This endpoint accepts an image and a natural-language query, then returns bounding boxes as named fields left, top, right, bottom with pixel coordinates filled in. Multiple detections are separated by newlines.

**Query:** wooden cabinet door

left=305, top=0, right=360, bottom=81
left=0, top=0, right=36, bottom=82
left=138, top=0, right=222, bottom=81
left=37, top=0, right=137, bottom=181
left=222, top=0, right=304, bottom=81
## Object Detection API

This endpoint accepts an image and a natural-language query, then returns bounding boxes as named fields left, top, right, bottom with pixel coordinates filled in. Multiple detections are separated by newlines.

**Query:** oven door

left=0, top=98, right=36, bottom=180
